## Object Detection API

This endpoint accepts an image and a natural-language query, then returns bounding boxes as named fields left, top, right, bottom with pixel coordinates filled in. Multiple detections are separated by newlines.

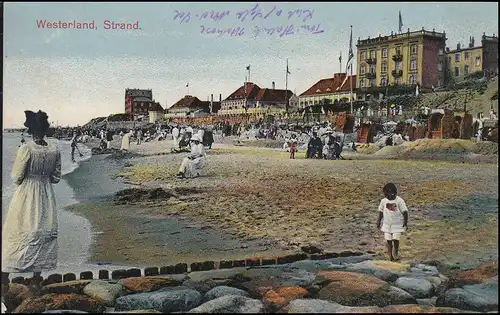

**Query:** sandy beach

left=64, top=136, right=498, bottom=269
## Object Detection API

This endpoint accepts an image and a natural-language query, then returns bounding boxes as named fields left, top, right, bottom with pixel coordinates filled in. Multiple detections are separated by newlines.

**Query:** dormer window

left=326, top=88, right=331, bottom=92
left=316, top=89, right=321, bottom=93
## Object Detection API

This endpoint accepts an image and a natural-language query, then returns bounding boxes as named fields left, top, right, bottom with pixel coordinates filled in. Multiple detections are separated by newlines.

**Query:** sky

left=3, top=2, right=499, bottom=128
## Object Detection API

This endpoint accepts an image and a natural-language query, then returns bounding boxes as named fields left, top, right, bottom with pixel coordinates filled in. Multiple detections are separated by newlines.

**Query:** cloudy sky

left=3, top=2, right=498, bottom=128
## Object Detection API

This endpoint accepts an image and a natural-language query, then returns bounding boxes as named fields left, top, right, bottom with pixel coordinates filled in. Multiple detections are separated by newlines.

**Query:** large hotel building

left=356, top=28, right=447, bottom=99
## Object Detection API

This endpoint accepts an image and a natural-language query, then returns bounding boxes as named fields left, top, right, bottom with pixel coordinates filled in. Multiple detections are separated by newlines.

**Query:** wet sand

left=64, top=138, right=498, bottom=269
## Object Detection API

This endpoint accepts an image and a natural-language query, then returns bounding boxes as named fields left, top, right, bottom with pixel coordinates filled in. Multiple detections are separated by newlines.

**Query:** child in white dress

left=376, top=183, right=408, bottom=261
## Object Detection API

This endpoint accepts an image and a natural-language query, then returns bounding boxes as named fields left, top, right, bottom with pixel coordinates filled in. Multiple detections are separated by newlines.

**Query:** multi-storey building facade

left=445, top=34, right=498, bottom=82
left=356, top=28, right=447, bottom=98
left=299, top=73, right=356, bottom=109
left=124, top=88, right=164, bottom=120
left=219, top=82, right=296, bottom=115
left=166, top=95, right=221, bottom=117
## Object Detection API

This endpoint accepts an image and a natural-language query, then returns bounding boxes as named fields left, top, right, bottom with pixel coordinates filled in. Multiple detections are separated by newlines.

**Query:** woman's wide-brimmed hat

left=190, top=134, right=200, bottom=141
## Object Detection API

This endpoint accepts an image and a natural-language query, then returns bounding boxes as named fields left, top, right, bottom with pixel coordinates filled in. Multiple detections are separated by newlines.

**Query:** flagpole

left=285, top=59, right=289, bottom=113
left=349, top=25, right=354, bottom=115
left=339, top=51, right=342, bottom=74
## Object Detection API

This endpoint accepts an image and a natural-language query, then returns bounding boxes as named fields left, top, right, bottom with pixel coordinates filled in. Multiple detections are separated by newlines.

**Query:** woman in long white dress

left=2, top=110, right=62, bottom=299
left=120, top=130, right=133, bottom=151
left=176, top=134, right=206, bottom=178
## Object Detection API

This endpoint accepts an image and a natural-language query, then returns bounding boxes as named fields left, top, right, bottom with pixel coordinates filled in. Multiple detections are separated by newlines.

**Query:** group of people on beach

left=1, top=110, right=411, bottom=314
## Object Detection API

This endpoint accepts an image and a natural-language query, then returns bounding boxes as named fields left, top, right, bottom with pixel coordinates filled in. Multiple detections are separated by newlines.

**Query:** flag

left=246, top=65, right=250, bottom=71
left=339, top=51, right=342, bottom=64
left=286, top=63, right=291, bottom=75
left=346, top=26, right=354, bottom=71
left=398, top=11, right=403, bottom=33
left=337, top=64, right=351, bottom=91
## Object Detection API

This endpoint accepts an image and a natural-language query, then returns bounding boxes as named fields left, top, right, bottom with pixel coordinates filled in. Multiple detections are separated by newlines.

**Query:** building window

left=409, top=75, right=417, bottom=85
left=475, top=56, right=481, bottom=66
left=438, top=47, right=444, bottom=55
left=381, top=61, right=388, bottom=73
left=464, top=52, right=469, bottom=60
left=395, top=61, right=402, bottom=70
left=380, top=77, right=387, bottom=86
left=360, top=62, right=366, bottom=74
left=410, top=60, right=417, bottom=70
left=396, top=46, right=401, bottom=55
left=369, top=65, right=376, bottom=74
left=395, top=78, right=401, bottom=85
left=454, top=66, right=460, bottom=77
left=464, top=65, right=470, bottom=75
left=455, top=53, right=460, bottom=62
left=410, top=44, right=417, bottom=54
left=369, top=79, right=376, bottom=87
left=382, top=48, right=388, bottom=58
left=360, top=79, right=365, bottom=88
left=370, top=50, right=376, bottom=59
left=360, top=51, right=366, bottom=60
left=437, top=63, right=443, bottom=71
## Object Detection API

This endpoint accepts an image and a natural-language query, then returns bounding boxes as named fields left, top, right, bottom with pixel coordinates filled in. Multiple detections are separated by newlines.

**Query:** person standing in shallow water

left=2, top=110, right=62, bottom=304
left=376, top=183, right=408, bottom=261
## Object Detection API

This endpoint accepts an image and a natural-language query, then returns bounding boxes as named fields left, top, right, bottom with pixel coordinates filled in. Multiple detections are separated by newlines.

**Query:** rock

left=119, top=276, right=184, bottom=293
left=436, top=283, right=498, bottom=312
left=40, top=280, right=92, bottom=295
left=182, top=279, right=230, bottom=294
left=394, top=277, right=434, bottom=298
left=316, top=270, right=395, bottom=306
left=14, top=293, right=106, bottom=313
left=3, top=283, right=32, bottom=311
left=387, top=286, right=417, bottom=304
left=263, top=286, right=308, bottom=310
left=417, top=297, right=438, bottom=307
left=188, top=268, right=248, bottom=282
left=278, top=299, right=344, bottom=313
left=204, top=286, right=249, bottom=301
left=114, top=288, right=202, bottom=312
left=410, top=264, right=440, bottom=276
left=345, top=261, right=401, bottom=282
left=110, top=310, right=161, bottom=313
left=450, top=261, right=498, bottom=287
left=42, top=311, right=89, bottom=314
left=188, top=295, right=265, bottom=313
left=231, top=268, right=316, bottom=298
left=339, top=304, right=463, bottom=313
left=83, top=280, right=127, bottom=306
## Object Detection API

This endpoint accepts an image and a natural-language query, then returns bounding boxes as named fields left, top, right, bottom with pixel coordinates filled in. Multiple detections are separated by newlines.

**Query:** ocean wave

left=56, top=139, right=93, bottom=176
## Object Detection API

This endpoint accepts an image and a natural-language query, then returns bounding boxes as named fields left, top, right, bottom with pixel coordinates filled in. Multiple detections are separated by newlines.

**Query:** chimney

left=272, top=82, right=275, bottom=89
left=471, top=36, right=475, bottom=47
left=210, top=94, right=214, bottom=113
left=446, top=47, right=450, bottom=52
left=457, top=43, right=461, bottom=50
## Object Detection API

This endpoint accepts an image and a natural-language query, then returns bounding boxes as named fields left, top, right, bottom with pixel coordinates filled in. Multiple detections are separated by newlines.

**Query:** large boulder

left=339, top=304, right=463, bottom=313
left=263, top=286, right=308, bottom=310
left=83, top=280, right=127, bottom=306
left=232, top=268, right=315, bottom=298
left=3, top=283, right=32, bottom=311
left=188, top=295, right=264, bottom=313
left=278, top=299, right=344, bottom=313
left=345, top=260, right=409, bottom=282
left=183, top=279, right=229, bottom=295
left=118, top=276, right=184, bottom=293
left=40, top=280, right=92, bottom=295
left=204, top=286, right=249, bottom=301
left=114, top=288, right=202, bottom=312
left=13, top=293, right=106, bottom=313
left=394, top=277, right=434, bottom=298
left=449, top=261, right=498, bottom=287
left=436, top=282, right=498, bottom=312
left=316, top=271, right=412, bottom=306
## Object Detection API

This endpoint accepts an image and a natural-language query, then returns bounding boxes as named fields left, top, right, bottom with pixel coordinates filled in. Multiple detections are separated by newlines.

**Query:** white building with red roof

left=299, top=73, right=357, bottom=109
left=219, top=82, right=298, bottom=115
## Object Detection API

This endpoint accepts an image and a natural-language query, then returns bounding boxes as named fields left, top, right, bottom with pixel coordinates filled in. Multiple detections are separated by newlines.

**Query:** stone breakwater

left=4, top=256, right=498, bottom=313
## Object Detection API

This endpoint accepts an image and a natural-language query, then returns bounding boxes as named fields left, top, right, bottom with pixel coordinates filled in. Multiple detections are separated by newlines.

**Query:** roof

left=149, top=102, right=165, bottom=112
left=126, top=89, right=153, bottom=99
left=257, top=88, right=295, bottom=102
left=300, top=73, right=357, bottom=97
left=224, top=82, right=261, bottom=101
left=169, top=95, right=221, bottom=113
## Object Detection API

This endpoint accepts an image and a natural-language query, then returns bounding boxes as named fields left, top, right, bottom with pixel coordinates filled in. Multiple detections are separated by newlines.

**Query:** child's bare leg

left=393, top=240, right=400, bottom=260
left=386, top=240, right=394, bottom=261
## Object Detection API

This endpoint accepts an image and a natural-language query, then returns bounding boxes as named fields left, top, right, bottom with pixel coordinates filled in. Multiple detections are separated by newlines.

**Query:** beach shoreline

left=62, top=137, right=498, bottom=271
